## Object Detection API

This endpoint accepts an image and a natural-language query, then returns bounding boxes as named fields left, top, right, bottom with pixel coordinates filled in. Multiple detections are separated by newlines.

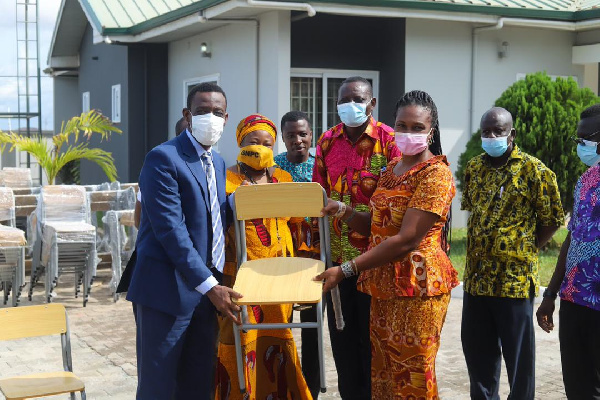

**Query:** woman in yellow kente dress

left=214, top=114, right=312, bottom=400
left=317, top=91, right=458, bottom=400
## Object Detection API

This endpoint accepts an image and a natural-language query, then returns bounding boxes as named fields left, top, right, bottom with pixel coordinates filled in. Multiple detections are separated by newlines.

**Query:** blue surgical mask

left=337, top=101, right=370, bottom=127
left=481, top=136, right=509, bottom=158
left=577, top=140, right=600, bottom=167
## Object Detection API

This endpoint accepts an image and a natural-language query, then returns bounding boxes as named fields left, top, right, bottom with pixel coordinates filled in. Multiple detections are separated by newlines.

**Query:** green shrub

left=456, top=72, right=599, bottom=212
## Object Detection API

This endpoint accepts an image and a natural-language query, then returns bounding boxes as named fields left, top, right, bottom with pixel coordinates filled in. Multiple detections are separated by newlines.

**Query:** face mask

left=337, top=101, right=370, bottom=127
left=237, top=145, right=275, bottom=170
left=577, top=140, right=600, bottom=167
left=395, top=132, right=430, bottom=156
left=481, top=136, right=509, bottom=158
left=190, top=113, right=225, bottom=146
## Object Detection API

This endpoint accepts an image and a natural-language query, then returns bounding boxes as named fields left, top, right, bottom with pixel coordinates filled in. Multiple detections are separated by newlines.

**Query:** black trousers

left=326, top=275, right=371, bottom=400
left=461, top=291, right=535, bottom=400
left=559, top=299, right=600, bottom=400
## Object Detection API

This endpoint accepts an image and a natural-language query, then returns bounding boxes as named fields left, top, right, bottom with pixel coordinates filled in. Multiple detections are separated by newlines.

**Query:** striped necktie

left=201, top=152, right=225, bottom=272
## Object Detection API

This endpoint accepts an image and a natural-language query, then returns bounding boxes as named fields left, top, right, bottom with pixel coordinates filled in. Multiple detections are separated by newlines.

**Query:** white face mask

left=190, top=113, right=225, bottom=146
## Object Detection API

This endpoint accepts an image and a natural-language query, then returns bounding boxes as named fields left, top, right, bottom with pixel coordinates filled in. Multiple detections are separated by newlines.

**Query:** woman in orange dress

left=215, top=114, right=311, bottom=400
left=316, top=90, right=458, bottom=400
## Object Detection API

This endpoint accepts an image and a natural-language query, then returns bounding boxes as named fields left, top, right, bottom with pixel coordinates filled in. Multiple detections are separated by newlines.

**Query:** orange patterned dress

left=357, top=156, right=458, bottom=400
left=214, top=167, right=312, bottom=400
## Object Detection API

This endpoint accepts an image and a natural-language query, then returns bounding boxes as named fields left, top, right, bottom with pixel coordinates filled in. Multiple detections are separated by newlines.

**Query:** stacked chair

left=0, top=167, right=33, bottom=189
left=100, top=187, right=137, bottom=301
left=29, top=185, right=98, bottom=306
left=0, top=187, right=27, bottom=306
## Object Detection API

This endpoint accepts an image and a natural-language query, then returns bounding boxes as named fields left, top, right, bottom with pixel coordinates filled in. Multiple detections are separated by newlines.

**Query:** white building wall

left=258, top=11, right=291, bottom=156
left=169, top=22, right=258, bottom=166
left=405, top=19, right=583, bottom=228
left=168, top=11, right=291, bottom=166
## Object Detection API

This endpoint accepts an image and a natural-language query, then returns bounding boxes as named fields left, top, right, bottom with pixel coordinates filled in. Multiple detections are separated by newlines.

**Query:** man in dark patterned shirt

left=461, top=107, right=564, bottom=400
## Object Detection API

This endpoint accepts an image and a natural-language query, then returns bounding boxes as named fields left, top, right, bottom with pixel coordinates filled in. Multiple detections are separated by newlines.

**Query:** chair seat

left=0, top=226, right=26, bottom=247
left=0, top=371, right=85, bottom=400
left=44, top=222, right=95, bottom=234
left=119, top=210, right=135, bottom=227
left=232, top=257, right=324, bottom=305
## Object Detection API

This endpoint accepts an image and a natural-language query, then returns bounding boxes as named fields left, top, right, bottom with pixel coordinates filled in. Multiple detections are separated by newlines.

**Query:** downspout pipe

left=469, top=18, right=504, bottom=137
left=246, top=0, right=316, bottom=17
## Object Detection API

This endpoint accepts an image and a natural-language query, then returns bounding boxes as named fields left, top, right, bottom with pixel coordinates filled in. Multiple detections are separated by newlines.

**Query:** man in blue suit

left=127, top=82, right=242, bottom=399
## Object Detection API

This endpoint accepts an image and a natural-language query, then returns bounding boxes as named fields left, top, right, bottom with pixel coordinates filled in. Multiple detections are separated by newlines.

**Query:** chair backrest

left=0, top=167, right=32, bottom=188
left=0, top=304, right=67, bottom=341
left=0, top=187, right=16, bottom=226
left=89, top=187, right=136, bottom=212
left=234, top=182, right=325, bottom=220
left=40, top=185, right=89, bottom=224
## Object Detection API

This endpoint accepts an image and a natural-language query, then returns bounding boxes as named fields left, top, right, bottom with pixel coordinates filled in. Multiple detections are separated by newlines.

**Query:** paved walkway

left=0, top=269, right=566, bottom=399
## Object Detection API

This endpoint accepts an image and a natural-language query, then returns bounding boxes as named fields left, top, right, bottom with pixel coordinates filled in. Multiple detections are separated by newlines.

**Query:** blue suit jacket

left=127, top=133, right=228, bottom=316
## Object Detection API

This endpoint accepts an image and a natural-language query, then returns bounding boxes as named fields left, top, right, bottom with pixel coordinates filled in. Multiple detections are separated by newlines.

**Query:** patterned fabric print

left=274, top=152, right=315, bottom=183
left=312, top=117, right=401, bottom=264
left=461, top=146, right=565, bottom=298
left=357, top=156, right=458, bottom=299
left=215, top=168, right=311, bottom=400
left=560, top=165, right=600, bottom=311
left=370, top=294, right=451, bottom=400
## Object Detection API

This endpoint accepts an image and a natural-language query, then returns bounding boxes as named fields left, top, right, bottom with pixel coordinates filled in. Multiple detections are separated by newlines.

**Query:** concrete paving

left=0, top=268, right=566, bottom=399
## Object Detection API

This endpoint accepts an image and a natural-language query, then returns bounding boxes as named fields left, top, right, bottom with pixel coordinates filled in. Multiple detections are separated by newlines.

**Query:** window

left=82, top=91, right=90, bottom=113
left=290, top=69, right=379, bottom=147
left=183, top=74, right=220, bottom=107
left=111, top=84, right=121, bottom=123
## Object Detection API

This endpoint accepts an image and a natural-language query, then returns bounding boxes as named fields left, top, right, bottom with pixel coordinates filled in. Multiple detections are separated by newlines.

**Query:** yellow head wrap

left=235, top=114, right=277, bottom=146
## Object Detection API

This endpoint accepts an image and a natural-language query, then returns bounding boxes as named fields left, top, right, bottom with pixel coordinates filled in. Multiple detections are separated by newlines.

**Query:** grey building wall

left=290, top=14, right=406, bottom=127
left=53, top=76, right=80, bottom=134
left=78, top=25, right=129, bottom=184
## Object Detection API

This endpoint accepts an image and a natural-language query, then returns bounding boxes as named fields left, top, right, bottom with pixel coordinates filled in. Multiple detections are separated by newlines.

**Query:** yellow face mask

left=237, top=145, right=275, bottom=170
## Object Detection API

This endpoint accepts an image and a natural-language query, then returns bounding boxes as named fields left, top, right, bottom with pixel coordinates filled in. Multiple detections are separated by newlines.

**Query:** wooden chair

left=0, top=304, right=86, bottom=399
left=231, top=182, right=332, bottom=394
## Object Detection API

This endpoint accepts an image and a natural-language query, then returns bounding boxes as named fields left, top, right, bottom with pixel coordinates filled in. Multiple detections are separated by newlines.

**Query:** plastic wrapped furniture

left=0, top=304, right=86, bottom=400
left=91, top=187, right=136, bottom=255
left=230, top=182, right=337, bottom=394
left=102, top=209, right=136, bottom=302
left=29, top=185, right=97, bottom=306
left=0, top=187, right=27, bottom=306
left=0, top=168, right=32, bottom=188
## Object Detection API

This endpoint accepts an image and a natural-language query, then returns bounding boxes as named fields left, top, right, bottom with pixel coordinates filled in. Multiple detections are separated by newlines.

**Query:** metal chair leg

left=81, top=389, right=86, bottom=400
left=233, top=309, right=246, bottom=394
left=316, top=298, right=326, bottom=393
left=70, top=391, right=76, bottom=400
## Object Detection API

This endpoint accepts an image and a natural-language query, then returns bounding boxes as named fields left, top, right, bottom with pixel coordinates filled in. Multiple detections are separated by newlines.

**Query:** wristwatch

left=543, top=288, right=558, bottom=300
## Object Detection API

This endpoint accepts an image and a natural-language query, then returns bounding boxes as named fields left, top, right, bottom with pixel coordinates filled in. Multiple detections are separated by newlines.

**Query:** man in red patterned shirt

left=312, top=76, right=401, bottom=399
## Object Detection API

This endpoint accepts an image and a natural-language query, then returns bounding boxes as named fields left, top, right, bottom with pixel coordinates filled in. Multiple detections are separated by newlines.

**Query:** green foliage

left=455, top=72, right=599, bottom=212
left=0, top=110, right=121, bottom=185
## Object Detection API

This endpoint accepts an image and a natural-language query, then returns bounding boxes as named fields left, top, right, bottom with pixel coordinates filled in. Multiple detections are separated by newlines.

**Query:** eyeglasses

left=570, top=130, right=600, bottom=146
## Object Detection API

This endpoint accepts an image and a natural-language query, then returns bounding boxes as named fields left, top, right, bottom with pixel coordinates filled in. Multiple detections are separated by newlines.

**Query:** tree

left=456, top=72, right=599, bottom=212
left=0, top=110, right=121, bottom=185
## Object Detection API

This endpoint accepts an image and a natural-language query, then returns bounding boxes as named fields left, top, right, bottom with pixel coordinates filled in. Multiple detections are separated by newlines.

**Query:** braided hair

left=394, top=90, right=451, bottom=253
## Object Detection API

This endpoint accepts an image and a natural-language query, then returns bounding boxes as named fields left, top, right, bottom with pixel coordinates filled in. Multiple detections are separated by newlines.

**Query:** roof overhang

left=46, top=0, right=600, bottom=67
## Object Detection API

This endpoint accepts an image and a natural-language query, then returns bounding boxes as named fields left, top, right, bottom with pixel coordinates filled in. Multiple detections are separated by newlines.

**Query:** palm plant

left=0, top=110, right=122, bottom=185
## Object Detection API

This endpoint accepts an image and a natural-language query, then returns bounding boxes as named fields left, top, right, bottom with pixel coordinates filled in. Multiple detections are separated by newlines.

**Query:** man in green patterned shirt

left=461, top=107, right=564, bottom=400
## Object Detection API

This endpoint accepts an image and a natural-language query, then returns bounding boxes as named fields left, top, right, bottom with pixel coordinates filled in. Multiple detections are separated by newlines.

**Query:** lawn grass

left=448, top=227, right=568, bottom=287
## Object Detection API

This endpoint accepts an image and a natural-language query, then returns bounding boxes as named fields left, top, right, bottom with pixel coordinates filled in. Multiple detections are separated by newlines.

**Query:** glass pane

left=290, top=77, right=323, bottom=147
left=326, top=78, right=345, bottom=130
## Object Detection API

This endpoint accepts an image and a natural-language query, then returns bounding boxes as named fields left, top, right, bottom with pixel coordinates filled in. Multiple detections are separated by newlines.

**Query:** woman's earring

left=427, top=134, right=433, bottom=145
